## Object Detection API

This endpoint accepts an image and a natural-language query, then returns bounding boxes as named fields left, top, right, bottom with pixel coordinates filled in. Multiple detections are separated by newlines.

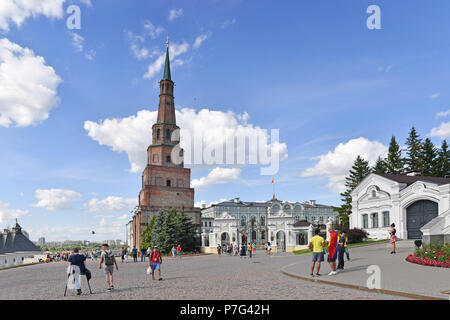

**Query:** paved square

left=0, top=250, right=403, bottom=300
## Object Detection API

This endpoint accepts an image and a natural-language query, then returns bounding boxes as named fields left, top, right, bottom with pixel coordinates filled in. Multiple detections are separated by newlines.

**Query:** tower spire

left=163, top=35, right=171, bottom=81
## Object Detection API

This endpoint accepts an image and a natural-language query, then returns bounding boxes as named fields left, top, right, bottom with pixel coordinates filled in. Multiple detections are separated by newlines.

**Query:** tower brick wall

left=131, top=41, right=200, bottom=250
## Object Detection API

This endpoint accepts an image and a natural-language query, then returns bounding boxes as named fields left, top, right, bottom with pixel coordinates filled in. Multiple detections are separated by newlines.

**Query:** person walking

left=337, top=232, right=346, bottom=270
left=248, top=243, right=252, bottom=258
left=217, top=244, right=221, bottom=255
left=171, top=246, right=177, bottom=259
left=342, top=231, right=350, bottom=261
left=132, top=246, right=138, bottom=262
left=149, top=246, right=163, bottom=281
left=99, top=243, right=119, bottom=291
left=327, top=226, right=338, bottom=275
left=177, top=244, right=182, bottom=258
left=308, top=228, right=325, bottom=277
left=141, top=247, right=146, bottom=262
left=389, top=223, right=397, bottom=254
left=240, top=243, right=246, bottom=258
left=67, top=248, right=89, bottom=295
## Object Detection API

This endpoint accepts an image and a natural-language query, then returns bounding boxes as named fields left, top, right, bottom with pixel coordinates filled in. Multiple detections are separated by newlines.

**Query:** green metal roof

left=162, top=46, right=171, bottom=81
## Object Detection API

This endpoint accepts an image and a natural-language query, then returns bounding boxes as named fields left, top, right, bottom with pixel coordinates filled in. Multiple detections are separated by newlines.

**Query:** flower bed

left=407, top=242, right=450, bottom=268
left=406, top=254, right=450, bottom=268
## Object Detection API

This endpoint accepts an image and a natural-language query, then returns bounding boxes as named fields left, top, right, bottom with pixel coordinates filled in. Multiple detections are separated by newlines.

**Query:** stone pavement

left=0, top=251, right=402, bottom=300
left=281, top=240, right=450, bottom=300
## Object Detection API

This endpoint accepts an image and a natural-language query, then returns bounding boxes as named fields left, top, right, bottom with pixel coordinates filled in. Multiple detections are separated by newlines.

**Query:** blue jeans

left=344, top=247, right=350, bottom=260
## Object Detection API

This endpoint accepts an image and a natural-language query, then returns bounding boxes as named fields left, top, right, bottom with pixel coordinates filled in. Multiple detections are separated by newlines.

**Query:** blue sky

left=1, top=0, right=450, bottom=241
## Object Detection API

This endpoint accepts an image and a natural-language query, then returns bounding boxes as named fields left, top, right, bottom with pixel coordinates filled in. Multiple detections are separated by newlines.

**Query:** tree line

left=140, top=208, right=199, bottom=254
left=336, top=126, right=449, bottom=230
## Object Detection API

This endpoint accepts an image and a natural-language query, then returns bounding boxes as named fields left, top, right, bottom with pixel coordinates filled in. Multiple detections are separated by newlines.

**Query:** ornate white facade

left=350, top=173, right=450, bottom=242
left=200, top=198, right=338, bottom=253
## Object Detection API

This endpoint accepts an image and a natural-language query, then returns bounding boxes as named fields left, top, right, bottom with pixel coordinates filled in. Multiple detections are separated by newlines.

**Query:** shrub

left=414, top=241, right=449, bottom=263
left=344, top=228, right=369, bottom=244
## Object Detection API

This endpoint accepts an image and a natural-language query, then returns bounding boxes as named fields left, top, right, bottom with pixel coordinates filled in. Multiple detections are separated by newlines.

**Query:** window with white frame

left=383, top=211, right=390, bottom=227
left=362, top=214, right=368, bottom=229
left=372, top=213, right=378, bottom=228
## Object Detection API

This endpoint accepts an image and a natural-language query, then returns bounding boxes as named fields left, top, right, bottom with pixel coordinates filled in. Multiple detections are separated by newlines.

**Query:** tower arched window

left=166, top=129, right=171, bottom=140
left=157, top=129, right=160, bottom=140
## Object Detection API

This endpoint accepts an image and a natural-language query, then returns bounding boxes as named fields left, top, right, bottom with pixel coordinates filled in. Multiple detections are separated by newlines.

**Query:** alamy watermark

left=366, top=265, right=381, bottom=290
left=170, top=129, right=282, bottom=176
left=66, top=5, right=82, bottom=30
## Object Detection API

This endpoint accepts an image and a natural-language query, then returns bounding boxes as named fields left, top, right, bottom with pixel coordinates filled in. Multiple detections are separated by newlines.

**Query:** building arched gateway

left=405, top=200, right=438, bottom=239
left=350, top=173, right=450, bottom=242
left=220, top=232, right=230, bottom=245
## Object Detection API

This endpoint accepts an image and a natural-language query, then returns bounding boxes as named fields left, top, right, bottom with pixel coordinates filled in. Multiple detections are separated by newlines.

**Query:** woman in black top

left=389, top=223, right=397, bottom=254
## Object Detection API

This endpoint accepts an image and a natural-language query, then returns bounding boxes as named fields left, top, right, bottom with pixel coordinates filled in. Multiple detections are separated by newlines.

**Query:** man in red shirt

left=149, top=246, right=163, bottom=281
left=176, top=244, right=182, bottom=258
left=327, top=226, right=338, bottom=275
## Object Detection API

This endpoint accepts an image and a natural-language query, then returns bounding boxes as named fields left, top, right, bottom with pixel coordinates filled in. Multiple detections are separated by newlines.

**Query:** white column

left=326, top=217, right=333, bottom=240
left=308, top=225, right=314, bottom=243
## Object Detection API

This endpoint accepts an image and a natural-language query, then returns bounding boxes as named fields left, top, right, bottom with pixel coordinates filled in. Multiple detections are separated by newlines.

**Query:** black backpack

left=104, top=251, right=114, bottom=266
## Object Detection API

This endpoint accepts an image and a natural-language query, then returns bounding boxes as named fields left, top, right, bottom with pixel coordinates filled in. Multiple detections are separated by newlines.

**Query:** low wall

left=286, top=245, right=308, bottom=253
left=422, top=234, right=450, bottom=244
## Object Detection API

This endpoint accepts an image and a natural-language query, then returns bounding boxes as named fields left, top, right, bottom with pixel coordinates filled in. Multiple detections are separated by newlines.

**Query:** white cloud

left=85, top=49, right=96, bottom=60
left=85, top=196, right=137, bottom=212
left=430, top=93, right=441, bottom=100
left=33, top=189, right=82, bottom=211
left=143, top=21, right=165, bottom=40
left=301, top=137, right=388, bottom=194
left=78, top=0, right=92, bottom=6
left=168, top=8, right=183, bottom=22
left=71, top=32, right=84, bottom=52
left=221, top=19, right=236, bottom=29
left=0, top=38, right=62, bottom=127
left=0, top=201, right=29, bottom=224
left=144, top=41, right=189, bottom=79
left=193, top=34, right=209, bottom=49
left=430, top=122, right=450, bottom=139
left=125, top=23, right=164, bottom=61
left=377, top=65, right=392, bottom=73
left=195, top=198, right=228, bottom=208
left=84, top=108, right=288, bottom=173
left=191, top=167, right=241, bottom=189
left=0, top=0, right=65, bottom=32
left=437, top=109, right=450, bottom=118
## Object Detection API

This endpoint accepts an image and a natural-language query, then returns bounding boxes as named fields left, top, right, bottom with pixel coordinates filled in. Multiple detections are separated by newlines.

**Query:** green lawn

left=0, top=262, right=38, bottom=271
left=293, top=239, right=390, bottom=255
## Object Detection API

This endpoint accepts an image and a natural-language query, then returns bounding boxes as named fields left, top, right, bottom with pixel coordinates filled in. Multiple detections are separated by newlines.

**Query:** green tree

left=373, top=156, right=387, bottom=174
left=174, top=211, right=199, bottom=252
left=385, top=135, right=404, bottom=174
left=152, top=210, right=167, bottom=249
left=434, top=140, right=450, bottom=177
left=338, top=155, right=372, bottom=230
left=141, top=215, right=157, bottom=250
left=421, top=138, right=437, bottom=176
left=151, top=208, right=199, bottom=254
left=405, top=126, right=423, bottom=173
